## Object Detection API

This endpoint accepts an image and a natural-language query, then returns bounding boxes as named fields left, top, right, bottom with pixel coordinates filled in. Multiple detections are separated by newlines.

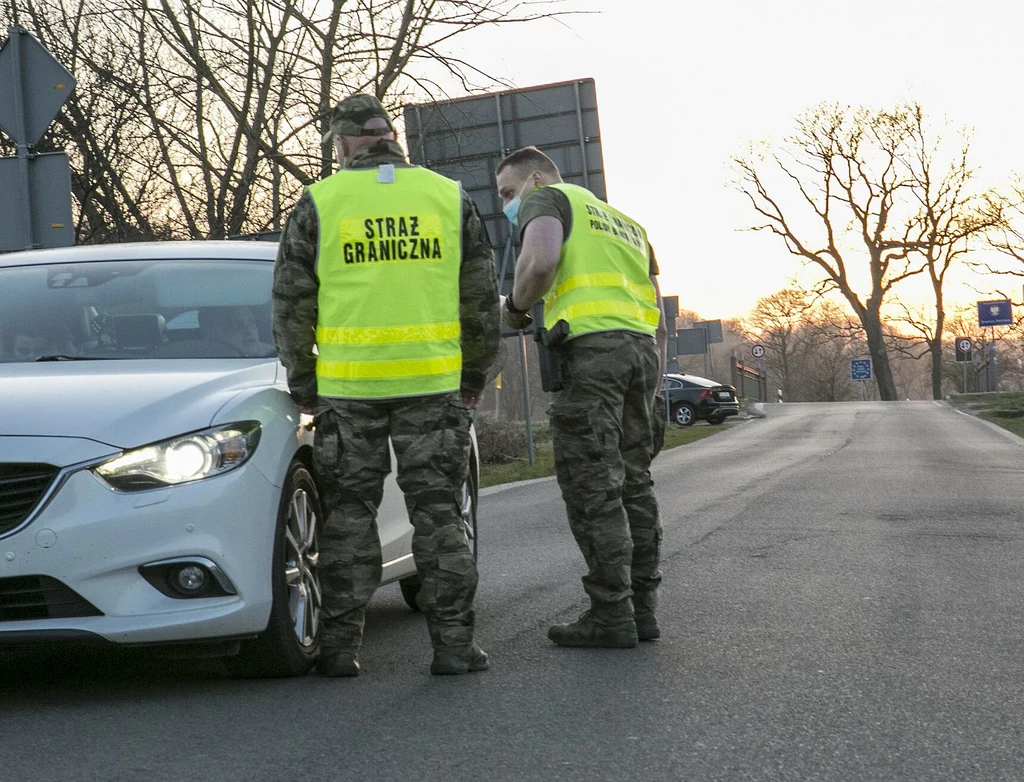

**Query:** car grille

left=0, top=463, right=59, bottom=536
left=0, top=575, right=103, bottom=621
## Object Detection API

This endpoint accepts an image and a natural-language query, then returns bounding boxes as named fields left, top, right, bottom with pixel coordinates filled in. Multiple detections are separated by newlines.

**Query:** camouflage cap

left=330, top=93, right=394, bottom=138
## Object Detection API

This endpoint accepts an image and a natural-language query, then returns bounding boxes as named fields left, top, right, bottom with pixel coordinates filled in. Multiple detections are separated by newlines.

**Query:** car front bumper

left=0, top=461, right=279, bottom=646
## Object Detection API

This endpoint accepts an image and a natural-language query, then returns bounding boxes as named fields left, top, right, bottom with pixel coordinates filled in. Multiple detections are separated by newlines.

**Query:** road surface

left=3, top=401, right=1024, bottom=781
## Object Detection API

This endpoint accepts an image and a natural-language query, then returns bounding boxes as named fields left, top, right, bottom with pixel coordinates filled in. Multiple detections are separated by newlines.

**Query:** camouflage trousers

left=313, top=391, right=478, bottom=652
left=549, top=331, right=663, bottom=608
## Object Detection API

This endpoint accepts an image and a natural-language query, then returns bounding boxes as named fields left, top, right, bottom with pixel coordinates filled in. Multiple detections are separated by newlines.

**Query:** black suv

left=662, top=373, right=740, bottom=426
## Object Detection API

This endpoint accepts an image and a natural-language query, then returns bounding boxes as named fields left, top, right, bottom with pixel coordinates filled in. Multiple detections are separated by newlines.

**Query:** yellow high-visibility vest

left=543, top=183, right=659, bottom=338
left=308, top=165, right=463, bottom=398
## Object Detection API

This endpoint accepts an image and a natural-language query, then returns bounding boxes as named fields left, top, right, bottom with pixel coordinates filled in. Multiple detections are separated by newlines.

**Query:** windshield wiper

left=35, top=354, right=121, bottom=362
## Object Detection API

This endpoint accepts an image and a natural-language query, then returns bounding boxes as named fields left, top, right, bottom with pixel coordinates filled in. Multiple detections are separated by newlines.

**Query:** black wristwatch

left=505, top=294, right=528, bottom=314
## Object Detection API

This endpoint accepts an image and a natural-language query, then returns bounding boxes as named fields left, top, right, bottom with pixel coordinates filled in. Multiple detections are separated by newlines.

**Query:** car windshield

left=0, top=259, right=277, bottom=362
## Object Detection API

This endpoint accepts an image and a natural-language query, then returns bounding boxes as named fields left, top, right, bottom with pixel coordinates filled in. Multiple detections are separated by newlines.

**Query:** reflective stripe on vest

left=542, top=183, right=659, bottom=338
left=309, top=165, right=463, bottom=398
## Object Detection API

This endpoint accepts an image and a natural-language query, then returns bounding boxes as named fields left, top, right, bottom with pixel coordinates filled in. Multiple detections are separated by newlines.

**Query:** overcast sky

left=450, top=0, right=1024, bottom=321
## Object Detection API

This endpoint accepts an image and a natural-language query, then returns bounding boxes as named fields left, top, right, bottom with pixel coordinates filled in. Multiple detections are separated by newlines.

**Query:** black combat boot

left=430, top=644, right=490, bottom=675
left=633, top=590, right=661, bottom=641
left=316, top=649, right=360, bottom=677
left=548, top=601, right=638, bottom=648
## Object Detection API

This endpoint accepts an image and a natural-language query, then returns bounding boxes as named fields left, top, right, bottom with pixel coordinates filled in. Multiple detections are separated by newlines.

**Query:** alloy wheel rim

left=284, top=487, right=321, bottom=648
left=460, top=481, right=475, bottom=549
left=677, top=407, right=692, bottom=425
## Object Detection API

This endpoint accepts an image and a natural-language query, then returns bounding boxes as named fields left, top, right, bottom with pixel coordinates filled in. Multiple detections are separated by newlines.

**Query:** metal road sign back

left=0, top=152, right=74, bottom=252
left=0, top=27, right=76, bottom=147
left=676, top=328, right=709, bottom=356
left=850, top=358, right=872, bottom=381
left=977, top=299, right=1012, bottom=327
left=0, top=27, right=76, bottom=252
left=695, top=320, right=724, bottom=344
left=404, top=78, right=605, bottom=255
left=405, top=79, right=605, bottom=339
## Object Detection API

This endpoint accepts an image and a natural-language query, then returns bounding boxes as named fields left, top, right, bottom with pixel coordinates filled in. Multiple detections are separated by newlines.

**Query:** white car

left=0, top=240, right=478, bottom=676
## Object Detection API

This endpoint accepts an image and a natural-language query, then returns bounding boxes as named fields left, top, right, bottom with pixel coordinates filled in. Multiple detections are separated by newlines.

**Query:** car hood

left=0, top=360, right=280, bottom=448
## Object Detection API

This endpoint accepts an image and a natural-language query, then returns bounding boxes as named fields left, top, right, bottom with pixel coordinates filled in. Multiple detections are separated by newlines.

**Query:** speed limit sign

left=955, top=338, right=972, bottom=363
left=751, top=344, right=765, bottom=358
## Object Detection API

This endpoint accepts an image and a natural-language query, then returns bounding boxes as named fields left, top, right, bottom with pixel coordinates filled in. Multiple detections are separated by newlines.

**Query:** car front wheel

left=673, top=402, right=696, bottom=427
left=228, top=460, right=323, bottom=677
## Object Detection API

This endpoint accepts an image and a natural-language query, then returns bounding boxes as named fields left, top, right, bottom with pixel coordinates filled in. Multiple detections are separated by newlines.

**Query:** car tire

left=673, top=403, right=696, bottom=427
left=227, top=460, right=323, bottom=678
left=399, top=448, right=479, bottom=612
left=707, top=414, right=725, bottom=425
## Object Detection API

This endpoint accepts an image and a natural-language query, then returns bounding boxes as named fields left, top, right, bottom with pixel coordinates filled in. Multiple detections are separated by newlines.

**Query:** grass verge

left=479, top=423, right=726, bottom=488
left=946, top=392, right=1024, bottom=440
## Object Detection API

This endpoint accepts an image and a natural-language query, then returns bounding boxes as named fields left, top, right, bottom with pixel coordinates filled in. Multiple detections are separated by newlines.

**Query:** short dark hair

left=496, top=146, right=561, bottom=179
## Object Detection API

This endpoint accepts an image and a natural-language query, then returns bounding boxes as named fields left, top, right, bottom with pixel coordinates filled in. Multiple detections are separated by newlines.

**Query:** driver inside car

left=4, top=327, right=67, bottom=362
left=198, top=306, right=276, bottom=357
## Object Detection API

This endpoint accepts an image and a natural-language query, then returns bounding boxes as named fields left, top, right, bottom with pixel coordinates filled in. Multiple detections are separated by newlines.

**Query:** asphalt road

left=4, top=401, right=1024, bottom=781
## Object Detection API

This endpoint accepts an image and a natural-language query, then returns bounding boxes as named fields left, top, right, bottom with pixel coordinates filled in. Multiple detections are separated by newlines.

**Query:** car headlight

left=94, top=422, right=262, bottom=491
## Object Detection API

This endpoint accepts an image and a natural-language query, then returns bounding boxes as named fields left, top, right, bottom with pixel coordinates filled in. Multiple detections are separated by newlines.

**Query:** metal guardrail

left=731, top=357, right=767, bottom=403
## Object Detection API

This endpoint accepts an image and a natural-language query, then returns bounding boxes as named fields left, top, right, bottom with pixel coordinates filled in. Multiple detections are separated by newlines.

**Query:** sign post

left=850, top=358, right=872, bottom=399
left=955, top=337, right=973, bottom=392
left=0, top=26, right=76, bottom=252
left=977, top=300, right=1013, bottom=392
left=663, top=295, right=679, bottom=375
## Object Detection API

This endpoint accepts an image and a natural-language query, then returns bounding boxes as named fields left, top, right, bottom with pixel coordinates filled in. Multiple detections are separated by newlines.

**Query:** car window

left=0, top=260, right=277, bottom=362
left=682, top=375, right=716, bottom=387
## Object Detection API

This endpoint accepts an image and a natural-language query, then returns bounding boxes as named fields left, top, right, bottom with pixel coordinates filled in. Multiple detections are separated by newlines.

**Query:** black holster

left=536, top=318, right=570, bottom=392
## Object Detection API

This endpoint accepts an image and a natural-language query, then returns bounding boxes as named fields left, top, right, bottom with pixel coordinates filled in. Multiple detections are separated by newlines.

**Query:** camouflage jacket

left=272, top=139, right=500, bottom=406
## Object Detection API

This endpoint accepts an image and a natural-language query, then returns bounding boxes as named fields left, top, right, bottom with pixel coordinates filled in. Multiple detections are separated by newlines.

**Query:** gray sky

left=453, top=0, right=1024, bottom=321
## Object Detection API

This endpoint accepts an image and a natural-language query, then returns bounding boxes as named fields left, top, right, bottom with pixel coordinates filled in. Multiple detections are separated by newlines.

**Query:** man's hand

left=460, top=388, right=483, bottom=410
left=297, top=402, right=317, bottom=430
left=500, top=294, right=533, bottom=330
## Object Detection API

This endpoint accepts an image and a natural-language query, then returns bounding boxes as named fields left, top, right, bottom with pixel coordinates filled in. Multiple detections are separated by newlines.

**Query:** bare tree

left=742, top=287, right=812, bottom=398
left=898, top=108, right=998, bottom=399
left=798, top=304, right=866, bottom=402
left=733, top=103, right=980, bottom=401
left=2, top=0, right=568, bottom=240
left=988, top=181, right=1024, bottom=273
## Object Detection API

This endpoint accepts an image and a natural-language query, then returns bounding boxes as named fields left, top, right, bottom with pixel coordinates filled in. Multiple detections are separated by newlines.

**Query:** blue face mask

left=503, top=176, right=537, bottom=227
left=503, top=196, right=522, bottom=227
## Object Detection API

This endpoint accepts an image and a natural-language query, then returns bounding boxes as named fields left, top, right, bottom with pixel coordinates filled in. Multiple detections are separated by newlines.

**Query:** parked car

left=662, top=373, right=740, bottom=426
left=0, top=241, right=477, bottom=676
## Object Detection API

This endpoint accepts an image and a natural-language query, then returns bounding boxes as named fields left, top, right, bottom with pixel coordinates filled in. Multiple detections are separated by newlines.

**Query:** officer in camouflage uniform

left=496, top=146, right=667, bottom=648
left=272, top=94, right=500, bottom=676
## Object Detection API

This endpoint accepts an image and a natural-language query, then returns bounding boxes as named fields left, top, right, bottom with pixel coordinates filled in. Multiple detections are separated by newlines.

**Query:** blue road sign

left=850, top=358, right=872, bottom=381
left=978, top=299, right=1012, bottom=327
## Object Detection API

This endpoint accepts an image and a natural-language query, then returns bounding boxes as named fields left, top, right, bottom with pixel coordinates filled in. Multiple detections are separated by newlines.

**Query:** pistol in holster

left=535, top=318, right=570, bottom=393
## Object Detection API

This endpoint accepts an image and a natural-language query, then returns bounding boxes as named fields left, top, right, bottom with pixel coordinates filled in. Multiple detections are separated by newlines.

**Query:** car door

left=377, top=439, right=414, bottom=570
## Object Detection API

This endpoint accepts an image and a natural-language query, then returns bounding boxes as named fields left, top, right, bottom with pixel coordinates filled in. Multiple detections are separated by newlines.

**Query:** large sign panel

left=404, top=78, right=606, bottom=305
left=977, top=299, right=1012, bottom=328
